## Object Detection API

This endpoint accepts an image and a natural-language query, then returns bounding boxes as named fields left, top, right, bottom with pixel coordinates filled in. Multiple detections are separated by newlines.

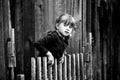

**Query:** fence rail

left=31, top=53, right=84, bottom=80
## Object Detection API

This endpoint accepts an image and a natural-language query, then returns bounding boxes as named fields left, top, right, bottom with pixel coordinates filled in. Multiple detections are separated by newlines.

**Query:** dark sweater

left=34, top=31, right=69, bottom=59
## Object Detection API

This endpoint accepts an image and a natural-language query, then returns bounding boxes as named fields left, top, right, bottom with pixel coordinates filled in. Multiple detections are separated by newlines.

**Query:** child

left=31, top=13, right=76, bottom=65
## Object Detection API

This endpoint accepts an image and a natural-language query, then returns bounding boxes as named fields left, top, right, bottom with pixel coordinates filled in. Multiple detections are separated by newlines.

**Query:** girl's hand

left=59, top=54, right=65, bottom=64
left=47, top=51, right=54, bottom=65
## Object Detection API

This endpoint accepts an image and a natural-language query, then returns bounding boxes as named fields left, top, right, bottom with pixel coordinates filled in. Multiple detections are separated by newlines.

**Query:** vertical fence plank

left=17, top=74, right=25, bottom=80
left=48, top=0, right=55, bottom=30
left=76, top=53, right=80, bottom=80
left=58, top=62, right=62, bottom=80
left=43, top=57, right=47, bottom=80
left=71, top=54, right=76, bottom=80
left=89, top=32, right=93, bottom=80
left=78, top=0, right=83, bottom=53
left=35, top=0, right=44, bottom=40
left=37, top=57, right=41, bottom=80
left=82, top=0, right=87, bottom=45
left=80, top=53, right=84, bottom=80
left=54, top=59, right=57, bottom=80
left=67, top=54, right=71, bottom=80
left=48, top=65, right=52, bottom=80
left=31, top=57, right=36, bottom=80
left=66, top=0, right=70, bottom=14
left=62, top=56, right=67, bottom=80
left=44, top=0, right=49, bottom=30
left=15, top=0, right=24, bottom=77
left=11, top=29, right=16, bottom=65
left=70, top=0, right=73, bottom=15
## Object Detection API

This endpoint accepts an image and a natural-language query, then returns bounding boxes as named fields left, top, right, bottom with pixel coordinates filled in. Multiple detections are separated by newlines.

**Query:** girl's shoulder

left=43, top=30, right=58, bottom=38
left=46, top=30, right=57, bottom=35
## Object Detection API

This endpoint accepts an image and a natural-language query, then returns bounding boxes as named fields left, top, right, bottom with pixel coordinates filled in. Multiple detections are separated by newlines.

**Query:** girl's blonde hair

left=55, top=13, right=76, bottom=31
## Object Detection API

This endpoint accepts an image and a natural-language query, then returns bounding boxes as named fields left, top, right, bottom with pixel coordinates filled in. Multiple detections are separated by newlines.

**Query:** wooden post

left=62, top=56, right=67, bottom=80
left=7, top=41, right=12, bottom=67
left=7, top=41, right=14, bottom=80
left=15, top=0, right=24, bottom=75
left=7, top=0, right=16, bottom=79
left=37, top=57, right=41, bottom=80
left=31, top=57, right=36, bottom=80
left=8, top=29, right=16, bottom=80
left=11, top=28, right=16, bottom=67
left=43, top=57, right=47, bottom=80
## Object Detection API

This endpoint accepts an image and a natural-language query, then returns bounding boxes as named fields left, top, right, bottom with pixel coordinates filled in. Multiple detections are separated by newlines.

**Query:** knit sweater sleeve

left=34, top=33, right=55, bottom=56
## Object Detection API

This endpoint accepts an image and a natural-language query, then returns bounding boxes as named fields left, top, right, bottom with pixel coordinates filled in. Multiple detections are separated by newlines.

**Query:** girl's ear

left=55, top=23, right=59, bottom=29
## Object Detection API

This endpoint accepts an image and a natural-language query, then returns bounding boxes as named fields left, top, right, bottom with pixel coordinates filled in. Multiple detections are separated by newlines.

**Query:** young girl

left=30, top=13, right=76, bottom=65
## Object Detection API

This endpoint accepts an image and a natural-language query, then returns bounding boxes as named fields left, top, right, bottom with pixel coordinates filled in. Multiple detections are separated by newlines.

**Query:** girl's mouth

left=65, top=31, right=69, bottom=33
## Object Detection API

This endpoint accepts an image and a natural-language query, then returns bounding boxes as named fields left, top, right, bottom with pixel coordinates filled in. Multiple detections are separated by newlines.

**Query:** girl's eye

left=63, top=22, right=74, bottom=29
left=69, top=25, right=73, bottom=28
left=71, top=23, right=74, bottom=27
left=70, top=23, right=75, bottom=28
left=64, top=21, right=69, bottom=26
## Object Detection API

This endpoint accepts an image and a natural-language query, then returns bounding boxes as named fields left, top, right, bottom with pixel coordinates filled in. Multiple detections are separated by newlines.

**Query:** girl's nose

left=65, top=26, right=69, bottom=29
left=66, top=26, right=70, bottom=29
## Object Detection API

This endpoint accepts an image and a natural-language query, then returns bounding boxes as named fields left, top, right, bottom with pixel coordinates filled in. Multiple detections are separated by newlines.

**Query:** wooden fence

left=31, top=53, right=84, bottom=80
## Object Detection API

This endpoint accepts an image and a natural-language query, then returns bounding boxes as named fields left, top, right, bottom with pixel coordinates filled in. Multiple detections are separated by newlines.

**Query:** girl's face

left=56, top=22, right=73, bottom=37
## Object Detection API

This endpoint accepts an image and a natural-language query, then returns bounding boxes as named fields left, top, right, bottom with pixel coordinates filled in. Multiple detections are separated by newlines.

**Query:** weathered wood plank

left=23, top=0, right=35, bottom=80
left=0, top=0, right=6, bottom=79
left=15, top=0, right=24, bottom=75
left=44, top=0, right=49, bottom=30
left=103, top=40, right=107, bottom=80
left=92, top=0, right=101, bottom=80
left=82, top=0, right=87, bottom=48
left=48, top=0, right=55, bottom=30
left=8, top=28, right=16, bottom=68
left=78, top=0, right=83, bottom=53
left=89, top=32, right=93, bottom=80
left=35, top=0, right=43, bottom=40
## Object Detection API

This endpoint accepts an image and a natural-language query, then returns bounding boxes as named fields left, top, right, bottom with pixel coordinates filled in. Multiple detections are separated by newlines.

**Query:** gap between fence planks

left=31, top=53, right=84, bottom=80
